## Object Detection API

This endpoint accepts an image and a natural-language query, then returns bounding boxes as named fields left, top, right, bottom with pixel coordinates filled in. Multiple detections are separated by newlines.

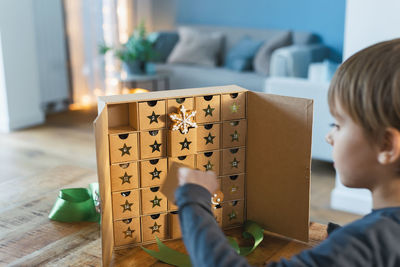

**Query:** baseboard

left=8, top=112, right=45, bottom=131
left=330, top=186, right=372, bottom=215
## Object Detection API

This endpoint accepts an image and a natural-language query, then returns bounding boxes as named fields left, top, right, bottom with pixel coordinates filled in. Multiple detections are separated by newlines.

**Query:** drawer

left=140, top=129, right=166, bottom=159
left=110, top=162, right=139, bottom=191
left=212, top=204, right=223, bottom=227
left=112, top=189, right=140, bottom=220
left=141, top=213, right=168, bottom=242
left=222, top=200, right=244, bottom=228
left=168, top=127, right=197, bottom=157
left=197, top=123, right=221, bottom=152
left=141, top=186, right=168, bottom=215
left=113, top=217, right=141, bottom=246
left=168, top=154, right=195, bottom=169
left=133, top=100, right=166, bottom=130
left=196, top=150, right=220, bottom=175
left=140, top=158, right=168, bottom=187
left=169, top=211, right=182, bottom=239
left=222, top=120, right=247, bottom=148
left=221, top=174, right=245, bottom=201
left=167, top=97, right=195, bottom=127
left=221, top=92, right=246, bottom=120
left=222, top=147, right=246, bottom=175
left=109, top=132, right=139, bottom=163
left=195, top=95, right=221, bottom=123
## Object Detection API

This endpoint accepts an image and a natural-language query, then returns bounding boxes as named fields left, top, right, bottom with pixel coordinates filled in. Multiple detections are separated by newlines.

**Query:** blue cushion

left=225, top=36, right=263, bottom=71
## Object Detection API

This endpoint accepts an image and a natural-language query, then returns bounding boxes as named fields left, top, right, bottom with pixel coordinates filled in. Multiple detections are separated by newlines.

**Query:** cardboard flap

left=246, top=92, right=313, bottom=242
left=94, top=106, right=113, bottom=266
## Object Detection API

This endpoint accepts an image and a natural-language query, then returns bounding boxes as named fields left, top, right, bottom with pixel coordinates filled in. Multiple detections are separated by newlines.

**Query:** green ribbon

left=142, top=220, right=264, bottom=266
left=48, top=183, right=100, bottom=223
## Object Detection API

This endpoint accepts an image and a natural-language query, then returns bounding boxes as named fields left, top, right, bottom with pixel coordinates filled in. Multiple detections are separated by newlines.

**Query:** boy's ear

left=377, top=128, right=400, bottom=165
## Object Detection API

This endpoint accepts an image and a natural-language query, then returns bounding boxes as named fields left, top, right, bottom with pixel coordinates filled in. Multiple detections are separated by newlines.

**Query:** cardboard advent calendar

left=94, top=85, right=313, bottom=266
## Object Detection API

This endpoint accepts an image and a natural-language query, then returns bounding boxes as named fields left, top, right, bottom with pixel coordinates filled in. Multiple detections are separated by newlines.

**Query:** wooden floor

left=0, top=108, right=362, bottom=265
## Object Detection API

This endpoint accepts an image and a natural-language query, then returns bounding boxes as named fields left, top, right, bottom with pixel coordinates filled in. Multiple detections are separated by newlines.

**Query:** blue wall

left=176, top=0, right=345, bottom=61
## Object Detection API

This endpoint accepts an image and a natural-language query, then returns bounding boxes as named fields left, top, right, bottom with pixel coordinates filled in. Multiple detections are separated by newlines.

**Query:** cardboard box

left=195, top=95, right=221, bottom=123
left=222, top=147, right=246, bottom=175
left=141, top=186, right=168, bottom=215
left=95, top=85, right=313, bottom=266
left=110, top=162, right=139, bottom=191
left=113, top=217, right=141, bottom=246
left=169, top=211, right=182, bottom=239
left=140, top=129, right=166, bottom=159
left=109, top=132, right=139, bottom=163
left=141, top=213, right=168, bottom=242
left=222, top=119, right=247, bottom=148
left=168, top=127, right=197, bottom=157
left=222, top=92, right=246, bottom=120
left=140, top=158, right=168, bottom=187
left=221, top=174, right=245, bottom=201
left=197, top=123, right=221, bottom=152
left=168, top=154, right=196, bottom=169
left=212, top=204, right=223, bottom=227
left=112, top=189, right=140, bottom=220
left=195, top=150, right=221, bottom=176
left=222, top=200, right=244, bottom=227
left=131, top=100, right=166, bottom=130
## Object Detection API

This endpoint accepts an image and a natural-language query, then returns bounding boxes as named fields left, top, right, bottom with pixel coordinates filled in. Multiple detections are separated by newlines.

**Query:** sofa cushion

left=253, top=31, right=292, bottom=76
left=225, top=36, right=263, bottom=71
left=151, top=31, right=179, bottom=62
left=167, top=27, right=223, bottom=67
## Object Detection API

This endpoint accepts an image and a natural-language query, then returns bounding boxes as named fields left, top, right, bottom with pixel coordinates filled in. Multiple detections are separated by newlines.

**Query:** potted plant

left=99, top=21, right=158, bottom=75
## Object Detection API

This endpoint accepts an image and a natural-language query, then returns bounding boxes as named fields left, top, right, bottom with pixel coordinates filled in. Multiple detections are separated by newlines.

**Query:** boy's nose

left=325, top=133, right=333, bottom=146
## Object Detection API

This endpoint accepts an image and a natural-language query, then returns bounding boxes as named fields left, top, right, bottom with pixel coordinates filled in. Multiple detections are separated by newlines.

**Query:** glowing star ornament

left=169, top=105, right=197, bottom=134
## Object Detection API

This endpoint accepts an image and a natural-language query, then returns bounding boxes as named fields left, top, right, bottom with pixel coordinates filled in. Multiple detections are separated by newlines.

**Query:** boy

left=174, top=39, right=400, bottom=266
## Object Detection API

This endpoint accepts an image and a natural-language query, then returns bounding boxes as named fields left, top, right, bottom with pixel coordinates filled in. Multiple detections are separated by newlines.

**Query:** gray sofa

left=153, top=25, right=329, bottom=92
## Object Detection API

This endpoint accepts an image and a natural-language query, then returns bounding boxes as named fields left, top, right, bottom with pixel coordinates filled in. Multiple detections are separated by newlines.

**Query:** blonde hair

left=328, top=38, right=400, bottom=141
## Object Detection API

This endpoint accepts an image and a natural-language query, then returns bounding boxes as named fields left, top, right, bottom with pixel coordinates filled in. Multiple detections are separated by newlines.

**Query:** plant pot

left=123, top=60, right=146, bottom=75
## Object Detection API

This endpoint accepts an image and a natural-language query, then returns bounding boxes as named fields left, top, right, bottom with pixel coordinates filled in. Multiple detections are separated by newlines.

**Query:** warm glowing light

left=130, top=88, right=149, bottom=94
left=81, top=94, right=92, bottom=105
left=93, top=88, right=103, bottom=96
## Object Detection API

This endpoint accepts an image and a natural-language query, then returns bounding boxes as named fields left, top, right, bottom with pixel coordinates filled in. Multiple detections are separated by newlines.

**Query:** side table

left=119, top=70, right=171, bottom=92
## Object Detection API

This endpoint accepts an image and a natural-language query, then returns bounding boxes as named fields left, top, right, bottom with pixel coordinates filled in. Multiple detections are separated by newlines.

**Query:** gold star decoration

left=203, top=104, right=215, bottom=117
left=123, top=227, right=134, bottom=238
left=228, top=210, right=237, bottom=221
left=203, top=160, right=214, bottom=171
left=179, top=138, right=192, bottom=150
left=204, top=132, right=216, bottom=144
left=231, top=157, right=240, bottom=168
left=231, top=130, right=239, bottom=142
left=149, top=168, right=162, bottom=180
left=230, top=185, right=238, bottom=193
left=121, top=200, right=133, bottom=212
left=150, top=222, right=161, bottom=234
left=230, top=102, right=240, bottom=113
left=119, top=143, right=132, bottom=156
left=150, top=195, right=162, bottom=208
left=119, top=172, right=132, bottom=184
left=169, top=105, right=197, bottom=134
left=149, top=140, right=162, bottom=152
left=147, top=111, right=160, bottom=124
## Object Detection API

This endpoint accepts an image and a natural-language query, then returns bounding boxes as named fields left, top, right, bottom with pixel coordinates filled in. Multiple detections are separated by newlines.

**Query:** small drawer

left=196, top=150, right=220, bottom=175
left=140, top=158, right=168, bottom=187
left=112, top=190, right=140, bottom=220
left=168, top=128, right=197, bottom=157
left=169, top=211, right=182, bottom=239
left=212, top=204, right=223, bottom=227
left=113, top=217, right=141, bottom=246
left=110, top=162, right=139, bottom=191
left=135, top=100, right=166, bottom=130
left=222, top=92, right=246, bottom=120
left=222, top=200, right=244, bottom=228
left=140, top=129, right=166, bottom=159
left=168, top=200, right=178, bottom=211
left=168, top=154, right=196, bottom=169
left=141, top=186, right=168, bottom=215
left=197, top=123, right=221, bottom=152
left=141, top=213, right=168, bottom=242
left=221, top=174, right=245, bottom=201
left=195, top=95, right=221, bottom=123
left=222, top=120, right=247, bottom=148
left=167, top=97, right=195, bottom=126
left=109, top=132, right=139, bottom=163
left=222, top=147, right=246, bottom=175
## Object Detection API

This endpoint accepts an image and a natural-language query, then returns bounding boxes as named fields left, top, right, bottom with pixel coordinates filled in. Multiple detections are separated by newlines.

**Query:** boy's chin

left=340, top=176, right=369, bottom=189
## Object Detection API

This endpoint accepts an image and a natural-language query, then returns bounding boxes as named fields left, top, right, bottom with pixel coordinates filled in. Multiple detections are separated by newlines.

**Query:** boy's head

left=326, top=39, right=400, bottom=189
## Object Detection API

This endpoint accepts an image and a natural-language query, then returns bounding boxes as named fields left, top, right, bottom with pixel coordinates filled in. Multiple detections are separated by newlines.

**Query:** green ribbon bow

left=48, top=183, right=100, bottom=223
left=142, top=220, right=264, bottom=266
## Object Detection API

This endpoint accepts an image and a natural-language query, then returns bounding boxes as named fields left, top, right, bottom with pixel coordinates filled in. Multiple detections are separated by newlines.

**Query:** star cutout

left=123, top=227, right=134, bottom=238
left=228, top=210, right=237, bottom=221
left=119, top=172, right=132, bottom=184
left=231, top=157, right=240, bottom=168
left=149, top=168, right=162, bottom=180
left=150, top=222, right=162, bottom=234
left=203, top=160, right=214, bottom=171
left=231, top=130, right=239, bottom=142
left=121, top=200, right=133, bottom=212
left=230, top=103, right=240, bottom=113
left=179, top=138, right=192, bottom=150
left=150, top=195, right=162, bottom=208
left=147, top=111, right=160, bottom=124
left=149, top=140, right=162, bottom=152
left=119, top=143, right=132, bottom=156
left=204, top=132, right=216, bottom=144
left=203, top=105, right=215, bottom=117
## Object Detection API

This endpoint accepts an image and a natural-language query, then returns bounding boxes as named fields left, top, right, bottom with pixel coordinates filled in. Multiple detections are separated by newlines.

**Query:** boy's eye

left=329, top=123, right=340, bottom=129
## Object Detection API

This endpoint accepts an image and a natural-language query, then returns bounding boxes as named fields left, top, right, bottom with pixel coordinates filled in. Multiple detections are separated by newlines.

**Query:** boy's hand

left=177, top=167, right=219, bottom=195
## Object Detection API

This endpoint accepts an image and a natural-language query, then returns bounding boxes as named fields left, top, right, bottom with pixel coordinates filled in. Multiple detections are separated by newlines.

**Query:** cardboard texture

left=109, top=132, right=139, bottom=163
left=113, top=217, right=141, bottom=246
left=110, top=162, right=139, bottom=191
left=112, top=189, right=140, bottom=220
left=140, top=129, right=166, bottom=159
left=95, top=85, right=312, bottom=265
left=168, top=127, right=197, bottom=157
left=212, top=204, right=223, bottom=226
left=140, top=158, right=168, bottom=187
left=169, top=211, right=182, bottom=239
left=222, top=147, right=246, bottom=175
left=197, top=123, right=221, bottom=151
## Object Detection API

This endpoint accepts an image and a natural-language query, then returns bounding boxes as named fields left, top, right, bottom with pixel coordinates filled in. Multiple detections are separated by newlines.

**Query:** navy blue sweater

left=175, top=183, right=400, bottom=267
